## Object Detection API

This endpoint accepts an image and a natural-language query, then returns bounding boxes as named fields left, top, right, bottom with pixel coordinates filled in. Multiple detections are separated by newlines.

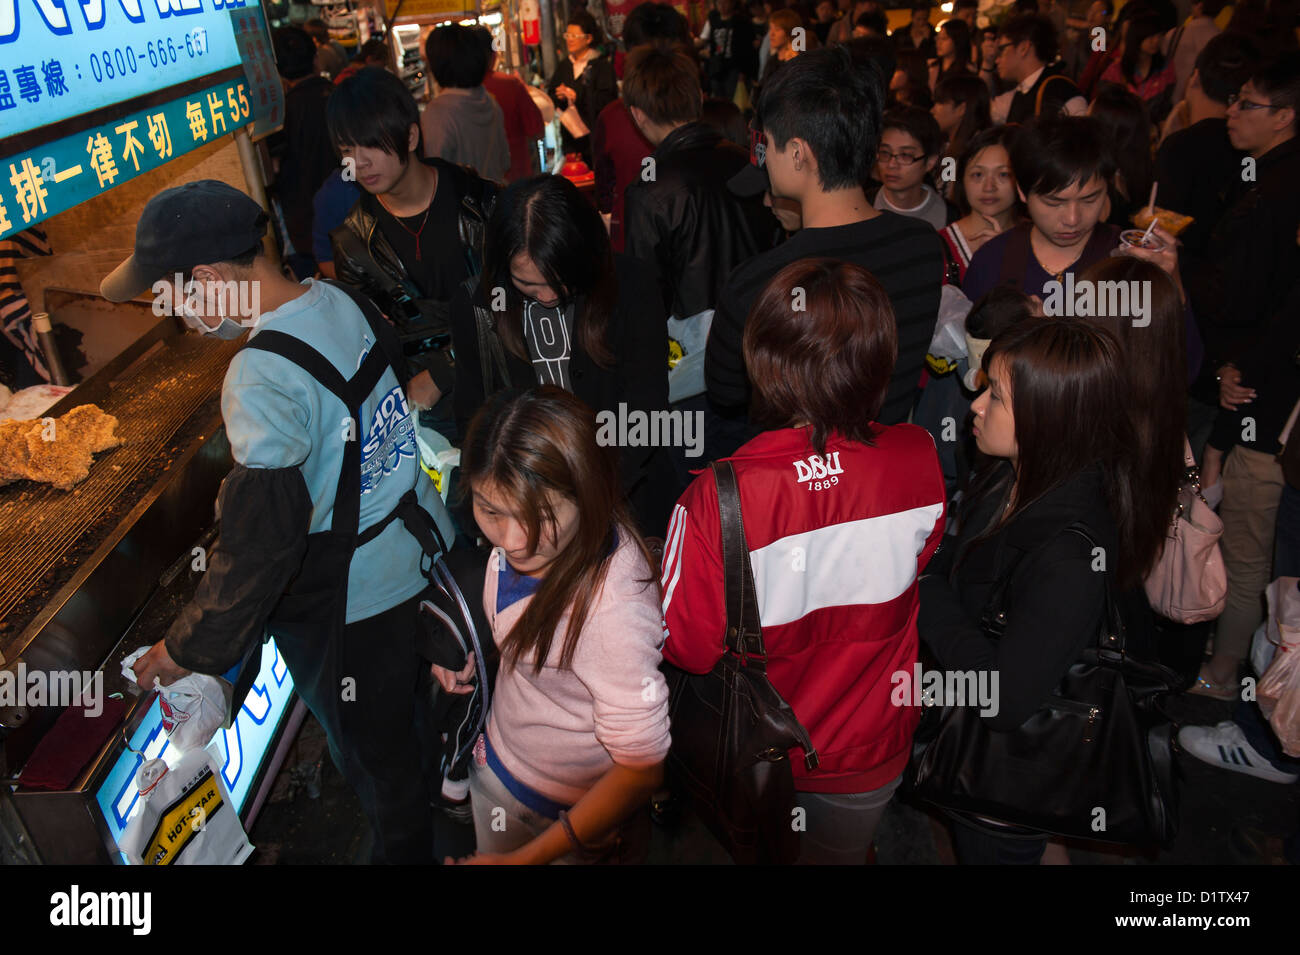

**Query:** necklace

left=377, top=175, right=436, bottom=261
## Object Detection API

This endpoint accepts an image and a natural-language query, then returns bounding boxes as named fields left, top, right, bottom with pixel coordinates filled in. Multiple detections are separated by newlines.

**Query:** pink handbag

left=1259, top=577, right=1300, bottom=757
left=1143, top=440, right=1228, bottom=624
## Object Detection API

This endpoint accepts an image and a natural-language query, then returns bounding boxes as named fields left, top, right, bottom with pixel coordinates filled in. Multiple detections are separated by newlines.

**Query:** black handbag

left=909, top=524, right=1180, bottom=847
left=661, top=461, right=819, bottom=865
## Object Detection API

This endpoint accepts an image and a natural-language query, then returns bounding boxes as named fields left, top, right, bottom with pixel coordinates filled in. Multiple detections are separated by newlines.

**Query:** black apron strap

left=243, top=329, right=391, bottom=537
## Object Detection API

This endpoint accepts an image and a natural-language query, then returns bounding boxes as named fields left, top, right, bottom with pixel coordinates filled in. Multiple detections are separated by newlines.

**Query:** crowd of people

left=120, top=0, right=1300, bottom=865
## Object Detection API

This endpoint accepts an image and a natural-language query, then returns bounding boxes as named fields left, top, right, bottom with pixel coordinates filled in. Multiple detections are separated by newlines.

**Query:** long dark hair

left=1078, top=256, right=1186, bottom=581
left=965, top=319, right=1145, bottom=589
left=938, top=18, right=973, bottom=71
left=458, top=386, right=655, bottom=672
left=1120, top=14, right=1167, bottom=84
left=934, top=73, right=991, bottom=164
left=1090, top=83, right=1153, bottom=216
left=480, top=175, right=615, bottom=367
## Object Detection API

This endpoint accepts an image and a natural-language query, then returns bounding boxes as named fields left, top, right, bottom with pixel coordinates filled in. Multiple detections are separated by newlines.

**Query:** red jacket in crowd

left=592, top=99, right=653, bottom=252
left=483, top=70, right=546, bottom=182
left=660, top=425, right=947, bottom=794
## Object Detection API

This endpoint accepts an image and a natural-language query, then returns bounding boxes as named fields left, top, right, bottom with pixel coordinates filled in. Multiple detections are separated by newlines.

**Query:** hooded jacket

left=421, top=86, right=511, bottom=183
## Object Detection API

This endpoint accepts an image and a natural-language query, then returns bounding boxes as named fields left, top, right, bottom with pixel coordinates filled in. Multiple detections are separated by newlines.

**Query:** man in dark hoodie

left=421, top=23, right=510, bottom=182
left=269, top=27, right=336, bottom=278
left=622, top=42, right=774, bottom=415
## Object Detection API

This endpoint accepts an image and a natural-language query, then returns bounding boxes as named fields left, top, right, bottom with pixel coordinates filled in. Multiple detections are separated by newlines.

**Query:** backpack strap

left=1035, top=72, right=1080, bottom=117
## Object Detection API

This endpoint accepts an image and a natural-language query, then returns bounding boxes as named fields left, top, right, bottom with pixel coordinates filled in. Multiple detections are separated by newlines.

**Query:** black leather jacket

left=330, top=158, right=498, bottom=381
left=622, top=122, right=776, bottom=319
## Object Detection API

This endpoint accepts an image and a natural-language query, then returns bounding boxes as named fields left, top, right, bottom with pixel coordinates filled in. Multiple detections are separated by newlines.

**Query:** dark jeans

left=276, top=591, right=439, bottom=863
left=949, top=815, right=1048, bottom=865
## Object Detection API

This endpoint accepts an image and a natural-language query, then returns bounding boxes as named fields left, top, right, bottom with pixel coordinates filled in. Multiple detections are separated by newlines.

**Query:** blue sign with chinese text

left=0, top=72, right=254, bottom=239
left=0, top=0, right=259, bottom=140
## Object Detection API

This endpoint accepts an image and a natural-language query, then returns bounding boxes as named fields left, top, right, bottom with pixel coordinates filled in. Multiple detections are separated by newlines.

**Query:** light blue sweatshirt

left=221, top=279, right=454, bottom=623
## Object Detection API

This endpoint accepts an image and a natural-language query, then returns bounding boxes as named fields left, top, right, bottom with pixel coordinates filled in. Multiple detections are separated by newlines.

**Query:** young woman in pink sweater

left=433, top=386, right=670, bottom=864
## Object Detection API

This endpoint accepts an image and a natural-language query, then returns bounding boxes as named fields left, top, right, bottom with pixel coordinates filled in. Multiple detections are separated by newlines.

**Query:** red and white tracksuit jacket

left=661, top=425, right=946, bottom=793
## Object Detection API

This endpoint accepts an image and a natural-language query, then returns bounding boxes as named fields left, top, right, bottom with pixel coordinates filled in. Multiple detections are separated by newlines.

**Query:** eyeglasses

left=1226, top=92, right=1278, bottom=111
left=995, top=42, right=1015, bottom=57
left=877, top=148, right=924, bottom=166
left=564, top=30, right=589, bottom=39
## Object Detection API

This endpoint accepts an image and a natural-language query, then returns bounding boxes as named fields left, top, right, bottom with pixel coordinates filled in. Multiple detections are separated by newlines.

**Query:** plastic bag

left=1259, top=577, right=1300, bottom=757
left=122, top=647, right=230, bottom=754
left=119, top=748, right=253, bottom=865
left=926, top=285, right=975, bottom=364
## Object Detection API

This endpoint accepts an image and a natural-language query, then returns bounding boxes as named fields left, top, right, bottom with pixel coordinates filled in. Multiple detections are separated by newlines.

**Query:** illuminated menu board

left=0, top=0, right=281, bottom=240
left=0, top=0, right=259, bottom=139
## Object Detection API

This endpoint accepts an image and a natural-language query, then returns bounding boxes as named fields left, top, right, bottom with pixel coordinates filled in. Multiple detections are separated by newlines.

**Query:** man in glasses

left=991, top=14, right=1085, bottom=124
left=872, top=105, right=954, bottom=230
left=1179, top=55, right=1300, bottom=705
left=547, top=11, right=619, bottom=163
left=1186, top=53, right=1300, bottom=400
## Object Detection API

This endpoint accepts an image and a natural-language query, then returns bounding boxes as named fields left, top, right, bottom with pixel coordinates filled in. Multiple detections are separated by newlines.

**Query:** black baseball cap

left=101, top=180, right=268, bottom=302
left=728, top=122, right=771, bottom=197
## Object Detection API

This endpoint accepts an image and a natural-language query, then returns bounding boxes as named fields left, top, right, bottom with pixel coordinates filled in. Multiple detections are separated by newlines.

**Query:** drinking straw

left=1147, top=181, right=1158, bottom=216
left=1140, top=215, right=1159, bottom=246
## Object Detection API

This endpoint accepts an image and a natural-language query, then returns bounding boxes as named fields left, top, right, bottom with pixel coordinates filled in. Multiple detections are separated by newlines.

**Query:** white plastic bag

left=926, top=285, right=974, bottom=364
left=122, top=647, right=229, bottom=754
left=120, top=748, right=253, bottom=865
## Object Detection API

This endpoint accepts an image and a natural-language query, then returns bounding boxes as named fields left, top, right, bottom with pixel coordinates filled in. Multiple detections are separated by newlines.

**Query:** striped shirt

left=705, top=211, right=945, bottom=427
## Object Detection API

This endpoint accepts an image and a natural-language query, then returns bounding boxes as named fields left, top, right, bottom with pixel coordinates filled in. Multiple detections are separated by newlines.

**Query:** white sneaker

left=1178, top=720, right=1300, bottom=784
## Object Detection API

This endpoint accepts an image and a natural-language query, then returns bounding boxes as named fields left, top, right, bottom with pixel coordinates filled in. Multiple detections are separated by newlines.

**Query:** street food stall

left=0, top=0, right=302, bottom=864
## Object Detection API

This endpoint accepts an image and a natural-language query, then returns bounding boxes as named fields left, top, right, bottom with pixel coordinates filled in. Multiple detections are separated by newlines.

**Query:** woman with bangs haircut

left=449, top=174, right=673, bottom=536
left=938, top=125, right=1020, bottom=282
left=661, top=259, right=946, bottom=864
left=433, top=386, right=669, bottom=864
left=929, top=17, right=975, bottom=89
left=919, top=319, right=1147, bottom=864
left=1100, top=13, right=1177, bottom=121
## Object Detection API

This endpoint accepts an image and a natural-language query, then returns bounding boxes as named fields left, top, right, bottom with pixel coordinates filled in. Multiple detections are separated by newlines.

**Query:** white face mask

left=182, top=279, right=246, bottom=340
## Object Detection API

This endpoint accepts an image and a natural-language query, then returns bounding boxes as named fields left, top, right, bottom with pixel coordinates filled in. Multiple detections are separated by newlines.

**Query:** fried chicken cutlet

left=0, top=404, right=123, bottom=490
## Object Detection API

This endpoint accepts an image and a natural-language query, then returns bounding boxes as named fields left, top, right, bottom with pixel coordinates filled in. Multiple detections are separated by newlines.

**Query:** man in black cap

left=706, top=46, right=944, bottom=453
left=112, top=180, right=458, bottom=864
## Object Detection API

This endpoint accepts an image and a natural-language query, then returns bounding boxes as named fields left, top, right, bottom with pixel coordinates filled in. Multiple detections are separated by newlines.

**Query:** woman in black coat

left=449, top=174, right=675, bottom=536
left=547, top=11, right=619, bottom=164
left=918, top=319, right=1156, bottom=864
